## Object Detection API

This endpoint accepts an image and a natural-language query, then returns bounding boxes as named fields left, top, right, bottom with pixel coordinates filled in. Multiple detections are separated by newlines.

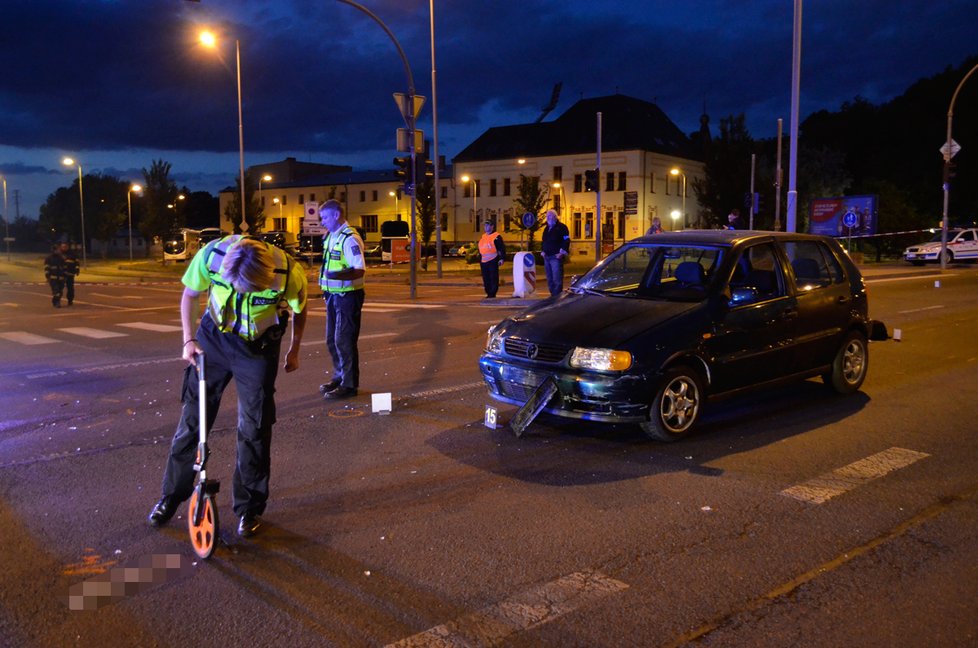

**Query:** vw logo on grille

left=525, top=343, right=539, bottom=359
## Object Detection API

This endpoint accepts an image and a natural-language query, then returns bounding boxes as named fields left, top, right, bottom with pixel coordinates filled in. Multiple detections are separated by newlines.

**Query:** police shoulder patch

left=351, top=244, right=361, bottom=256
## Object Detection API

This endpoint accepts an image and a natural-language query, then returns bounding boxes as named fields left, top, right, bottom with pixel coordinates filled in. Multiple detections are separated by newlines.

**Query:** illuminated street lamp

left=62, top=157, right=86, bottom=267
left=670, top=209, right=682, bottom=230
left=200, top=29, right=248, bottom=233
left=259, top=174, right=272, bottom=208
left=272, top=197, right=283, bottom=222
left=670, top=167, right=686, bottom=229
left=127, top=183, right=142, bottom=261
left=389, top=190, right=399, bottom=219
left=460, top=174, right=477, bottom=222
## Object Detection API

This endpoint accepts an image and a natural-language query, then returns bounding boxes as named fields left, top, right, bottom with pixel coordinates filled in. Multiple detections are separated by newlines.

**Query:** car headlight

left=486, top=325, right=503, bottom=354
left=569, top=347, right=632, bottom=371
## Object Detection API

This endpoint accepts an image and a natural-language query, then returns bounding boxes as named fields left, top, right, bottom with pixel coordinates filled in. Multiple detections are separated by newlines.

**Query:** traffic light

left=393, top=155, right=412, bottom=194
left=584, top=169, right=599, bottom=192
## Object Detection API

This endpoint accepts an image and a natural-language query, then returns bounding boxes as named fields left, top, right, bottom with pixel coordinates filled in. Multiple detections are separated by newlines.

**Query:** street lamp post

left=200, top=30, right=248, bottom=234
left=62, top=157, right=86, bottom=267
left=259, top=174, right=272, bottom=210
left=389, top=190, right=399, bottom=219
left=461, top=174, right=477, bottom=225
left=273, top=197, right=283, bottom=224
left=2, top=175, right=8, bottom=262
left=127, top=183, right=142, bottom=261
left=670, top=167, right=686, bottom=229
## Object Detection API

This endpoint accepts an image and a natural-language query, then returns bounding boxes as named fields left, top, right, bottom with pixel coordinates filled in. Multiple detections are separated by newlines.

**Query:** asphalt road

left=0, top=263, right=976, bottom=647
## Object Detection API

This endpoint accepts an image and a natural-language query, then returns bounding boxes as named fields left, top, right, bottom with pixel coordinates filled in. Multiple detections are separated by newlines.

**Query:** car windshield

left=925, top=229, right=962, bottom=243
left=573, top=244, right=724, bottom=301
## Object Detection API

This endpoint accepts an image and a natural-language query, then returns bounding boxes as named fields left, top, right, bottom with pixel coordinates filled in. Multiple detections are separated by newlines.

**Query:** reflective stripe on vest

left=319, top=226, right=364, bottom=293
left=203, top=235, right=290, bottom=341
left=479, top=233, right=499, bottom=262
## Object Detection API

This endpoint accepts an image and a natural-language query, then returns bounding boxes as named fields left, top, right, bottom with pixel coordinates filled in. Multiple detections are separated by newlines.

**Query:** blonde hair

left=221, top=238, right=276, bottom=293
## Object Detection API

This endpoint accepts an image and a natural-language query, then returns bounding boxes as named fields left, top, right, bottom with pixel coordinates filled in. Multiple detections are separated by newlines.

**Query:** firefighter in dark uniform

left=44, top=243, right=65, bottom=308
left=148, top=235, right=308, bottom=537
left=317, top=199, right=365, bottom=400
left=60, top=242, right=80, bottom=306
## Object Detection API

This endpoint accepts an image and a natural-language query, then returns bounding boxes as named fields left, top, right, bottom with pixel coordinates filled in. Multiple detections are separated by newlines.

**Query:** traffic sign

left=842, top=211, right=858, bottom=228
left=396, top=128, right=423, bottom=153
left=939, top=139, right=961, bottom=161
left=521, top=212, right=536, bottom=228
left=393, top=93, right=425, bottom=124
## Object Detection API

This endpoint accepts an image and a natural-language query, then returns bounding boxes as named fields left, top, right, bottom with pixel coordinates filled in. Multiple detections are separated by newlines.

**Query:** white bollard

left=511, top=251, right=537, bottom=298
left=893, top=328, right=902, bottom=342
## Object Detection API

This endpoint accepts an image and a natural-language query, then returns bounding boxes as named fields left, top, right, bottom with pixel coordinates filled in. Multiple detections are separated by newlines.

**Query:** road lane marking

left=91, top=292, right=144, bottom=299
left=0, top=331, right=59, bottom=345
left=386, top=570, right=628, bottom=647
left=781, top=447, right=930, bottom=504
left=117, top=322, right=183, bottom=332
left=369, top=302, right=445, bottom=309
left=897, top=304, right=945, bottom=314
left=866, top=273, right=950, bottom=284
left=58, top=327, right=128, bottom=339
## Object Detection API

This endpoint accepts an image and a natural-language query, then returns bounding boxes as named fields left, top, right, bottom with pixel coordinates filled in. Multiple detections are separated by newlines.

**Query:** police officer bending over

left=318, top=199, right=366, bottom=400
left=149, top=235, right=308, bottom=537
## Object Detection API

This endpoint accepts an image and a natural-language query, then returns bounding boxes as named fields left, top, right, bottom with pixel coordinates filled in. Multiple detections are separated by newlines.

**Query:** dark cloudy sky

left=1, top=0, right=975, bottom=220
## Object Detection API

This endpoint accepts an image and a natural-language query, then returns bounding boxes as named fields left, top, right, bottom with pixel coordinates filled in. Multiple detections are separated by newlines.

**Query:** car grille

left=503, top=337, right=571, bottom=363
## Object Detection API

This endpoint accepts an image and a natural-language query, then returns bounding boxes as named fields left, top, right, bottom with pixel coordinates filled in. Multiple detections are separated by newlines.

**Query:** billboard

left=809, top=195, right=878, bottom=237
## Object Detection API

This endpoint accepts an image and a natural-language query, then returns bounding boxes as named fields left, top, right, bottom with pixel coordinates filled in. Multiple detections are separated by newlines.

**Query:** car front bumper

left=479, top=356, right=650, bottom=423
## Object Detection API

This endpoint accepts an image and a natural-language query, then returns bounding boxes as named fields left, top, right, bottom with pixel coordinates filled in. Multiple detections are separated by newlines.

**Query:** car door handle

left=837, top=295, right=850, bottom=304
left=780, top=308, right=799, bottom=320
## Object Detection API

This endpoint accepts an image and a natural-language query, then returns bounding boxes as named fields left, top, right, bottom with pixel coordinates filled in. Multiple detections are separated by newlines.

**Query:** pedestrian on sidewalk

left=43, top=243, right=65, bottom=308
left=60, top=242, right=80, bottom=306
left=478, top=219, right=506, bottom=298
left=318, top=199, right=366, bottom=400
left=541, top=209, right=570, bottom=296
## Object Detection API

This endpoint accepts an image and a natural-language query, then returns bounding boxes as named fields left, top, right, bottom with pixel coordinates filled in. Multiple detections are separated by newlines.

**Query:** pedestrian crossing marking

left=117, top=322, right=183, bottom=333
left=58, top=327, right=128, bottom=339
left=0, top=331, right=59, bottom=345
left=367, top=302, right=445, bottom=309
left=781, top=447, right=930, bottom=504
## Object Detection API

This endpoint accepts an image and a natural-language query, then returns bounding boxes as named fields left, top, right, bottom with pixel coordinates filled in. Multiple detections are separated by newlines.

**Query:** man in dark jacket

left=541, top=209, right=570, bottom=296
left=60, top=242, right=80, bottom=306
left=44, top=244, right=65, bottom=308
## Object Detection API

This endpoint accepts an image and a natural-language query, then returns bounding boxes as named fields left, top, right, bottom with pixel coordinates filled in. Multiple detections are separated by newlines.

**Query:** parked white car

left=904, top=228, right=978, bottom=265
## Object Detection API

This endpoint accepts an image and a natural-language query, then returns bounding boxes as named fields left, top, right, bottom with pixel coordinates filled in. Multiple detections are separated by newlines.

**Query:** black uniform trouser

left=480, top=258, right=500, bottom=297
left=47, top=279, right=63, bottom=305
left=325, top=290, right=364, bottom=389
left=64, top=276, right=75, bottom=304
left=160, top=314, right=280, bottom=518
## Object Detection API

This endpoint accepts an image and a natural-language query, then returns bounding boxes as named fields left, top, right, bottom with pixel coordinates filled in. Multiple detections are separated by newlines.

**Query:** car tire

left=941, top=249, right=953, bottom=265
left=823, top=330, right=868, bottom=394
left=640, top=366, right=703, bottom=442
left=910, top=261, right=924, bottom=266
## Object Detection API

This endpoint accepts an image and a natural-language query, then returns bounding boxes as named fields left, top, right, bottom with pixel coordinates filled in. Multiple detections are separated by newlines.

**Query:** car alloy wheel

left=641, top=366, right=702, bottom=442
left=825, top=330, right=868, bottom=394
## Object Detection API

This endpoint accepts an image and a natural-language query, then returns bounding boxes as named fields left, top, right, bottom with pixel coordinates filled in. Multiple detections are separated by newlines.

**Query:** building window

left=503, top=178, right=511, bottom=196
left=605, top=172, right=614, bottom=192
left=574, top=174, right=583, bottom=192
left=475, top=180, right=481, bottom=198
left=463, top=184, right=471, bottom=198
left=474, top=214, right=482, bottom=233
left=282, top=195, right=287, bottom=205
left=554, top=193, right=561, bottom=211
left=618, top=172, right=626, bottom=191
left=553, top=166, right=563, bottom=181
left=617, top=211, right=625, bottom=238
left=441, top=186, right=448, bottom=199
left=261, top=196, right=265, bottom=207
left=359, top=190, right=366, bottom=202
left=361, top=214, right=378, bottom=233
left=310, top=193, right=316, bottom=202
left=372, top=190, right=378, bottom=201
left=339, top=192, right=346, bottom=202
left=274, top=217, right=286, bottom=230
left=585, top=212, right=594, bottom=239
left=441, top=213, right=448, bottom=231
left=649, top=172, right=656, bottom=193
left=299, top=193, right=304, bottom=204
left=573, top=212, right=582, bottom=238
left=490, top=178, right=497, bottom=196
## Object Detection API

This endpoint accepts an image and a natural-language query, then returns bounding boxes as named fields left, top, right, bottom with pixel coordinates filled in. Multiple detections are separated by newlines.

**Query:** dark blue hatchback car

left=480, top=230, right=889, bottom=441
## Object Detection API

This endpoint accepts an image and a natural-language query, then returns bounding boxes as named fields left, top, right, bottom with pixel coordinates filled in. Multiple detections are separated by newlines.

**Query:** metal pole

left=127, top=189, right=133, bottom=261
left=940, top=61, right=978, bottom=271
left=78, top=164, right=87, bottom=267
left=236, top=39, right=247, bottom=235
left=681, top=173, right=687, bottom=229
left=2, top=177, right=8, bottom=262
left=775, top=118, right=783, bottom=231
left=749, top=153, right=756, bottom=230
left=430, top=0, right=443, bottom=277
left=786, top=0, right=802, bottom=232
left=595, top=111, right=602, bottom=263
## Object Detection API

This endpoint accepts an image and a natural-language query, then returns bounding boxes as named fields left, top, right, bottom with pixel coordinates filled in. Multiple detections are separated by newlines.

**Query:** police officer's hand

left=183, top=340, right=202, bottom=366
left=284, top=347, right=300, bottom=373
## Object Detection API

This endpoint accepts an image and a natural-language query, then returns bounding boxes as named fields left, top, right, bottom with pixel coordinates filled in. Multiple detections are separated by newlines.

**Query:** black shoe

left=148, top=496, right=178, bottom=527
left=323, top=386, right=357, bottom=400
left=319, top=379, right=341, bottom=395
left=238, top=513, right=261, bottom=537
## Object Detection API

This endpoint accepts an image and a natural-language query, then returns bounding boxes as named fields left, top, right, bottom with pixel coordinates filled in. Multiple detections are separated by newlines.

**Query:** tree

left=415, top=178, right=436, bottom=270
left=511, top=174, right=550, bottom=251
left=37, top=173, right=127, bottom=252
left=140, top=159, right=178, bottom=241
left=692, top=114, right=754, bottom=227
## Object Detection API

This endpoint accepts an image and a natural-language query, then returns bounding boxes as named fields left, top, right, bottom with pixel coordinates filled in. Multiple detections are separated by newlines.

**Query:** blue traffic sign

left=842, top=211, right=858, bottom=228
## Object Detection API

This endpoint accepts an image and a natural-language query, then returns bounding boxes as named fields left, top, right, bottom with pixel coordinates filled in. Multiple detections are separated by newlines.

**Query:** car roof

left=632, top=229, right=835, bottom=246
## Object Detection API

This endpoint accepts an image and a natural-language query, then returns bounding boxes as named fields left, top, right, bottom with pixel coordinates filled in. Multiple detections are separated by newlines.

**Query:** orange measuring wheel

left=188, top=483, right=219, bottom=559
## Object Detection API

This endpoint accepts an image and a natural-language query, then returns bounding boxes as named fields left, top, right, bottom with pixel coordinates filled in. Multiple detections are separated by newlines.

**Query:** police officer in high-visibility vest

left=318, top=199, right=366, bottom=400
left=148, top=235, right=308, bottom=538
left=478, top=219, right=506, bottom=298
